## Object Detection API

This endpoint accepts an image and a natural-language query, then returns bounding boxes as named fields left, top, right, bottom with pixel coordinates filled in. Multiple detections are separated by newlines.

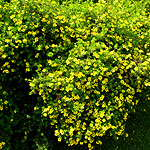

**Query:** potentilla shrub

left=28, top=0, right=150, bottom=149
left=0, top=0, right=61, bottom=149
left=29, top=40, right=149, bottom=149
left=0, top=0, right=150, bottom=149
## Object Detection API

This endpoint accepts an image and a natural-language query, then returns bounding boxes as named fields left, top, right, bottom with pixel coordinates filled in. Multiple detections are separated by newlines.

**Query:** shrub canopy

left=0, top=0, right=150, bottom=149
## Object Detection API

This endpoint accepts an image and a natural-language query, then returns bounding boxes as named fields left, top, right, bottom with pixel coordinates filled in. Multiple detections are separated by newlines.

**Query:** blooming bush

left=28, top=0, right=150, bottom=149
left=0, top=0, right=150, bottom=149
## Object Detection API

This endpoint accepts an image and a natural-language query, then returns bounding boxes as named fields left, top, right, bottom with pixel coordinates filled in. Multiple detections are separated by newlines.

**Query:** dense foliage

left=0, top=0, right=150, bottom=149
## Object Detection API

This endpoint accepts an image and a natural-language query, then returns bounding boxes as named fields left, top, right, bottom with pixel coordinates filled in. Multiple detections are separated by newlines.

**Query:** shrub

left=0, top=0, right=150, bottom=149
left=28, top=0, right=150, bottom=149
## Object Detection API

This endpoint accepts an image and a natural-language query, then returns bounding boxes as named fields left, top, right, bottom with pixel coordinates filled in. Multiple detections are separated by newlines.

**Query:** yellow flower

left=48, top=73, right=54, bottom=77
left=35, top=53, right=39, bottom=58
left=84, top=66, right=89, bottom=70
left=45, top=45, right=49, bottom=50
left=93, top=52, right=100, bottom=58
left=10, top=14, right=15, bottom=19
left=96, top=101, right=99, bottom=106
left=91, top=71, right=97, bottom=76
left=35, top=37, right=38, bottom=42
left=3, top=70, right=9, bottom=73
left=98, top=76, right=102, bottom=81
left=59, top=129, right=64, bottom=135
left=48, top=59, right=53, bottom=65
left=48, top=109, right=53, bottom=114
left=100, top=95, right=105, bottom=101
left=4, top=101, right=8, bottom=105
left=43, top=113, right=47, bottom=117
left=2, top=54, right=7, bottom=58
left=145, top=82, right=150, bottom=86
left=74, top=58, right=80, bottom=64
left=69, top=127, right=74, bottom=136
left=85, top=96, right=89, bottom=99
left=38, top=45, right=41, bottom=51
left=29, top=82, right=35, bottom=87
left=102, top=118, right=106, bottom=122
left=96, top=140, right=102, bottom=145
left=88, top=61, right=92, bottom=65
left=93, top=63, right=97, bottom=67
left=23, top=39, right=27, bottom=43
left=41, top=18, right=46, bottom=22
left=16, top=20, right=22, bottom=25
left=54, top=130, right=59, bottom=136
left=118, top=75, right=123, bottom=79
left=66, top=59, right=70, bottom=65
left=42, top=68, right=46, bottom=72
left=77, top=72, right=83, bottom=78
left=102, top=102, right=106, bottom=108
left=45, top=14, right=49, bottom=18
left=88, top=143, right=92, bottom=148
left=0, top=106, right=3, bottom=111
left=100, top=110, right=105, bottom=118
left=101, top=86, right=105, bottom=92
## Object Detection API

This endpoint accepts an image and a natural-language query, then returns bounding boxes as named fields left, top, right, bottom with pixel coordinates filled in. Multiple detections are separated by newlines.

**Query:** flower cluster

left=0, top=142, right=5, bottom=150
